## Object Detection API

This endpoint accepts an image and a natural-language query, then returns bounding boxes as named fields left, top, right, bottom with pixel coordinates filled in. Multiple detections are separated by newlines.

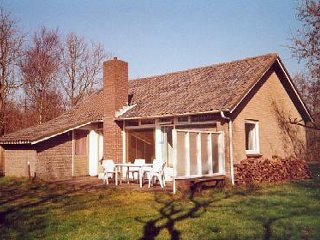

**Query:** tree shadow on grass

left=229, top=188, right=320, bottom=240
left=135, top=179, right=320, bottom=240
left=0, top=178, right=102, bottom=239
left=135, top=190, right=218, bottom=240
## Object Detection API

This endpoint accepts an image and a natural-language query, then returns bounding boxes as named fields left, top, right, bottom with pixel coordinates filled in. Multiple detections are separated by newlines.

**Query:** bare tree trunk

left=61, top=32, right=107, bottom=108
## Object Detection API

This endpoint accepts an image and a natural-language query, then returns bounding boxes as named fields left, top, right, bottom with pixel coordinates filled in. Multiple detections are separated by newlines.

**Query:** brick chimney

left=103, top=57, right=128, bottom=163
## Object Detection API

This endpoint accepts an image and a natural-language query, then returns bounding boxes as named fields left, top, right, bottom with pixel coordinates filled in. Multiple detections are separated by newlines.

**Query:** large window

left=127, top=129, right=155, bottom=163
left=245, top=120, right=259, bottom=154
left=175, top=130, right=224, bottom=178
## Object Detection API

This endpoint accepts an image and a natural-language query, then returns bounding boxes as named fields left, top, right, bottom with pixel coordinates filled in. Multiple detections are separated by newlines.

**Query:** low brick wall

left=4, top=149, right=37, bottom=177
left=36, top=132, right=73, bottom=180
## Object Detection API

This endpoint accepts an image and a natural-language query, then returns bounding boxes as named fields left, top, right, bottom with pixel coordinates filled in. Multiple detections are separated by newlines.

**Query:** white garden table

left=115, top=163, right=153, bottom=188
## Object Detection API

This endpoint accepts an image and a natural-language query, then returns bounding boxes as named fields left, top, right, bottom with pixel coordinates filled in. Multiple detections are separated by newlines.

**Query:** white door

left=89, top=130, right=99, bottom=176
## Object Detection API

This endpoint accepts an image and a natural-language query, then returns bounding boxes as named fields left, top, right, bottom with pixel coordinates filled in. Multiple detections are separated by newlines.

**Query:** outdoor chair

left=147, top=160, right=166, bottom=188
left=101, top=159, right=119, bottom=185
left=126, top=159, right=145, bottom=183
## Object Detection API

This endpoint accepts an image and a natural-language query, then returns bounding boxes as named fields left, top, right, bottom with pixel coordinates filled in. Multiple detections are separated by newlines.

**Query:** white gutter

left=220, top=111, right=235, bottom=185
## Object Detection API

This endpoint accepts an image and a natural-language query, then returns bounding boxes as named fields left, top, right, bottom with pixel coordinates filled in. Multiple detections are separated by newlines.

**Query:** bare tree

left=0, top=7, right=24, bottom=135
left=289, top=0, right=320, bottom=161
left=61, top=32, right=107, bottom=107
left=290, top=0, right=320, bottom=118
left=290, top=0, right=320, bottom=82
left=293, top=73, right=320, bottom=116
left=20, top=27, right=62, bottom=124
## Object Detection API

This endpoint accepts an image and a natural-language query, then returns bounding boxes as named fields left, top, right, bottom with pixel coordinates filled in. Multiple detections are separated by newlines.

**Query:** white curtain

left=247, top=124, right=256, bottom=151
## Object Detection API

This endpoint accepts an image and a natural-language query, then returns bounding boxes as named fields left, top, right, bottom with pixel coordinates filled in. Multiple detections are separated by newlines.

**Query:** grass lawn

left=0, top=163, right=319, bottom=240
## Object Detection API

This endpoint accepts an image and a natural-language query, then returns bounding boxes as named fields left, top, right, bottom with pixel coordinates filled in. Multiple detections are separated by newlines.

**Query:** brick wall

left=36, top=132, right=73, bottom=180
left=103, top=58, right=128, bottom=163
left=74, top=155, right=88, bottom=176
left=232, top=69, right=306, bottom=164
left=4, top=146, right=37, bottom=177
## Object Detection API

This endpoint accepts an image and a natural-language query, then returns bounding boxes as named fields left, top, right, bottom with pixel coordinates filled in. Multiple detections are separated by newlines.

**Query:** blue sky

left=2, top=0, right=302, bottom=79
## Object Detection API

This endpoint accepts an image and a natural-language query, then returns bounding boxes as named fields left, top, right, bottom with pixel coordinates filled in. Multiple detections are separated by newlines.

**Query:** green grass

left=0, top=163, right=319, bottom=240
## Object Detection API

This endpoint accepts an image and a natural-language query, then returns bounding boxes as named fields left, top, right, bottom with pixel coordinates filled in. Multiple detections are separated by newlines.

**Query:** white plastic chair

left=147, top=160, right=166, bottom=188
left=101, top=159, right=118, bottom=185
left=126, top=159, right=145, bottom=183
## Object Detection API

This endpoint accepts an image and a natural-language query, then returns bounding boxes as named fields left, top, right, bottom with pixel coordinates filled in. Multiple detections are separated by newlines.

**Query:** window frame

left=244, top=120, right=260, bottom=155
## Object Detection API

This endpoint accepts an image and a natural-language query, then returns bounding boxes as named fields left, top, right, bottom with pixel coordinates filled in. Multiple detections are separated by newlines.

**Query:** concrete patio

left=51, top=176, right=174, bottom=192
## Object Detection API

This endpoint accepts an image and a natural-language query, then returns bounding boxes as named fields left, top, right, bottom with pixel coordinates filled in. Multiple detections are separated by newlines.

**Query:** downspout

left=220, top=111, right=235, bottom=185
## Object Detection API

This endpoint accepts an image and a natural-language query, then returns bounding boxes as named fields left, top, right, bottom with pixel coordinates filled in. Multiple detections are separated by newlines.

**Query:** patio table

left=115, top=163, right=153, bottom=188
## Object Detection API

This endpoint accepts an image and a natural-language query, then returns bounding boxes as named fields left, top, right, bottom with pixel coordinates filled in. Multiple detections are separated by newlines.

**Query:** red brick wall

left=36, top=132, right=73, bottom=180
left=103, top=58, right=128, bottom=163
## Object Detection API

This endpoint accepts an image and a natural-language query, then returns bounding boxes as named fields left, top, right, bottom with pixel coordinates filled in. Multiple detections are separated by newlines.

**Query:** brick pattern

left=103, top=59, right=128, bottom=163
left=232, top=70, right=306, bottom=164
left=74, top=155, right=89, bottom=176
left=36, top=132, right=73, bottom=180
left=4, top=148, right=37, bottom=177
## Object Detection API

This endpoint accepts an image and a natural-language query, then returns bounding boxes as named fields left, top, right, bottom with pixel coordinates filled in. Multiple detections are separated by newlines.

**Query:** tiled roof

left=0, top=53, right=278, bottom=144
left=0, top=90, right=104, bottom=144
left=121, top=53, right=278, bottom=118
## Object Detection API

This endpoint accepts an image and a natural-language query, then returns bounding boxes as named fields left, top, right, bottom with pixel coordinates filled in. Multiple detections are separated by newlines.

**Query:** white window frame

left=244, top=120, right=260, bottom=155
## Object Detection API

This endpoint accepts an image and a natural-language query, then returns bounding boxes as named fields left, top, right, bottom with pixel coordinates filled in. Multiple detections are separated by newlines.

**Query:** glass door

left=161, top=126, right=174, bottom=168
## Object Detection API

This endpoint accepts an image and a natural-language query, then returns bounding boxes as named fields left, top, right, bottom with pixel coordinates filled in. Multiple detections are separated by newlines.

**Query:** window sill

left=246, top=153, right=262, bottom=158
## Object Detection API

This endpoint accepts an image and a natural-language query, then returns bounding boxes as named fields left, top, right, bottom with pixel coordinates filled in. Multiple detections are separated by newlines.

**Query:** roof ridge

left=129, top=52, right=278, bottom=82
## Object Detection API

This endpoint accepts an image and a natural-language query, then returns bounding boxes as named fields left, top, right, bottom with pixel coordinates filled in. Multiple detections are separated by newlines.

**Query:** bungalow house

left=0, top=53, right=312, bottom=188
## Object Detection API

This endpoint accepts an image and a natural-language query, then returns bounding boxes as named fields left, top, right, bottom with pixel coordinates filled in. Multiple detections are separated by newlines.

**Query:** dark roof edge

left=229, top=55, right=313, bottom=122
left=275, top=58, right=313, bottom=122
left=0, top=139, right=32, bottom=145
left=0, top=120, right=103, bottom=145
left=229, top=53, right=278, bottom=113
